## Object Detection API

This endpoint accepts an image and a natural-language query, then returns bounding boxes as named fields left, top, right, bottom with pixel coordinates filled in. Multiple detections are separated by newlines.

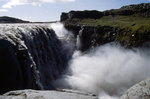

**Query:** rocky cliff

left=61, top=10, right=103, bottom=21
left=61, top=3, right=150, bottom=21
left=65, top=24, right=150, bottom=51
left=61, top=3, right=150, bottom=51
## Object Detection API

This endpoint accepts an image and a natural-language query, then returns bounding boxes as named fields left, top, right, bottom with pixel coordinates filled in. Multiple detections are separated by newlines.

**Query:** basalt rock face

left=61, top=10, right=103, bottom=21
left=0, top=24, right=70, bottom=94
left=77, top=26, right=95, bottom=51
left=64, top=24, right=81, bottom=37
left=119, top=3, right=150, bottom=16
left=73, top=25, right=120, bottom=51
left=65, top=24, right=150, bottom=51
left=104, top=3, right=150, bottom=16
left=62, top=3, right=150, bottom=51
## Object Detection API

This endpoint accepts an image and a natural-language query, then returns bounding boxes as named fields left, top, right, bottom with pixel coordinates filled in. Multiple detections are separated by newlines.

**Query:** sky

left=0, top=0, right=149, bottom=22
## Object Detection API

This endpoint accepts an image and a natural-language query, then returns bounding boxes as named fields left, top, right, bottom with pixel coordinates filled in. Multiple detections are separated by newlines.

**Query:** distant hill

left=0, top=16, right=30, bottom=23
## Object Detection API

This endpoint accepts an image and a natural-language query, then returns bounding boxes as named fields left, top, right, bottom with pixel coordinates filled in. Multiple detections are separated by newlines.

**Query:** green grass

left=66, top=14, right=150, bottom=47
left=72, top=15, right=150, bottom=32
left=69, top=15, right=150, bottom=47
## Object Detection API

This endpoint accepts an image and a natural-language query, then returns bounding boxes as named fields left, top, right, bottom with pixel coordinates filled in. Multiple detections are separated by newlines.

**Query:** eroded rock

left=0, top=89, right=97, bottom=99
left=120, top=78, right=150, bottom=99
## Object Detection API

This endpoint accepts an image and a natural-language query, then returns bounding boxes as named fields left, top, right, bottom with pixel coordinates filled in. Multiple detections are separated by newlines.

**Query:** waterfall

left=1, top=23, right=150, bottom=99
left=53, top=27, right=150, bottom=99
left=76, top=26, right=84, bottom=50
left=76, top=35, right=81, bottom=50
left=0, top=23, right=75, bottom=94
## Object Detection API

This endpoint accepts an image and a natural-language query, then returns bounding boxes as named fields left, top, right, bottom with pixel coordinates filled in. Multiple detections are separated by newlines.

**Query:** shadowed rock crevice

left=0, top=40, right=23, bottom=94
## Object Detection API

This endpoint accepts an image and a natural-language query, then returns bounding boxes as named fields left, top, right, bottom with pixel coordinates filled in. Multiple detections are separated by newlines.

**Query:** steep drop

left=0, top=23, right=74, bottom=94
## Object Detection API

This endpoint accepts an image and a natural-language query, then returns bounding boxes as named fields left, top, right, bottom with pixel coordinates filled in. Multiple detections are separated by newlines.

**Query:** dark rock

left=65, top=25, right=119, bottom=51
left=61, top=10, right=103, bottom=21
left=65, top=24, right=150, bottom=51
left=64, top=24, right=81, bottom=37
left=78, top=26, right=95, bottom=51
left=61, top=13, right=69, bottom=22
left=62, top=3, right=150, bottom=51
left=61, top=3, right=150, bottom=22
left=0, top=40, right=23, bottom=94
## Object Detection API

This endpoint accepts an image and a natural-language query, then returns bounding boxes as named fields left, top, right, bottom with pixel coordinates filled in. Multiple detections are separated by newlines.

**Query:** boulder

left=120, top=78, right=150, bottom=99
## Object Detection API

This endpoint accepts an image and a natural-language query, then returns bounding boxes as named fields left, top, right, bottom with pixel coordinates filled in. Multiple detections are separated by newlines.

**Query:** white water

left=50, top=22, right=70, bottom=38
left=1, top=23, right=149, bottom=98
left=0, top=23, right=74, bottom=90
left=53, top=24, right=150, bottom=99
left=76, top=35, right=81, bottom=50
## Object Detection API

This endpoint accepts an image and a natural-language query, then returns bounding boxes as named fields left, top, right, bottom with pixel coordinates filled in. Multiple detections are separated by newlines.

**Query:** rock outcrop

left=62, top=3, right=150, bottom=51
left=65, top=24, right=150, bottom=51
left=61, top=10, right=103, bottom=21
left=120, top=78, right=150, bottom=99
left=0, top=89, right=97, bottom=99
left=61, top=3, right=150, bottom=21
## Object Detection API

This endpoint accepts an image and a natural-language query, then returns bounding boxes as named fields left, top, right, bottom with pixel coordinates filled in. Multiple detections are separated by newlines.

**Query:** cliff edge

left=61, top=3, right=150, bottom=51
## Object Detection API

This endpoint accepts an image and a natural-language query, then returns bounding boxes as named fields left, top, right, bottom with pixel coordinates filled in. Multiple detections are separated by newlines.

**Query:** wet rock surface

left=0, top=24, right=71, bottom=94
left=0, top=89, right=97, bottom=99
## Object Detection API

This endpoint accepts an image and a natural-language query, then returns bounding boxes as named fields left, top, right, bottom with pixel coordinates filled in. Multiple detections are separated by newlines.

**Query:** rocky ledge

left=62, top=3, right=150, bottom=51
left=61, top=3, right=150, bottom=21
left=65, top=25, right=150, bottom=51
left=0, top=89, right=97, bottom=99
left=1, top=78, right=150, bottom=99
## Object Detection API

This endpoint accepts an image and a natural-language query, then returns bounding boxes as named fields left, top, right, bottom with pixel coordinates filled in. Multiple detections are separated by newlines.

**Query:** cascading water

left=76, top=35, right=81, bottom=50
left=0, top=23, right=150, bottom=99
left=0, top=23, right=75, bottom=94
left=53, top=25, right=150, bottom=99
left=76, top=26, right=84, bottom=50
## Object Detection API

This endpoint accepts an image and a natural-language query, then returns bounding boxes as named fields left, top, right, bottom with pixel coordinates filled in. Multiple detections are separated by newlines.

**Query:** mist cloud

left=2, top=0, right=75, bottom=9
left=53, top=43, right=150, bottom=99
left=0, top=9, right=8, bottom=12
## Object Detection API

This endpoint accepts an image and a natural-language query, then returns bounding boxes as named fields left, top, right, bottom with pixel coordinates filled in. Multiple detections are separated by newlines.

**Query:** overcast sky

left=0, top=0, right=149, bottom=22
